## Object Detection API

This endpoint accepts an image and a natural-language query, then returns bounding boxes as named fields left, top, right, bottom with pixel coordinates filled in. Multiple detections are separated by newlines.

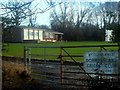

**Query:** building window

left=45, top=32, right=49, bottom=38
left=35, top=32, right=39, bottom=36
left=24, top=30, right=28, bottom=36
left=50, top=33, right=53, bottom=38
left=30, top=32, right=34, bottom=36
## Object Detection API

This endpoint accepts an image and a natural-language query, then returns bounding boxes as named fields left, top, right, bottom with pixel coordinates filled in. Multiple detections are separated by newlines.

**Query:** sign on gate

left=84, top=51, right=119, bottom=77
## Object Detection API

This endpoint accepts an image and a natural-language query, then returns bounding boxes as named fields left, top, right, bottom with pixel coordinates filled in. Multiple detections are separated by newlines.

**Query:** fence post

left=24, top=46, right=27, bottom=70
left=28, top=48, right=31, bottom=73
left=44, top=47, right=46, bottom=63
left=44, top=47, right=46, bottom=78
left=60, top=47, right=63, bottom=85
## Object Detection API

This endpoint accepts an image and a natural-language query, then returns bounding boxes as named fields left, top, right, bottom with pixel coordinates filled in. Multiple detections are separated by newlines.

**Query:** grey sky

left=0, top=0, right=119, bottom=26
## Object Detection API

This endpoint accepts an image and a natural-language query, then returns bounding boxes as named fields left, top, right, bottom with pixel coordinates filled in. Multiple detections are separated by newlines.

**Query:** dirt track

left=2, top=56, right=120, bottom=90
left=30, top=59, right=89, bottom=89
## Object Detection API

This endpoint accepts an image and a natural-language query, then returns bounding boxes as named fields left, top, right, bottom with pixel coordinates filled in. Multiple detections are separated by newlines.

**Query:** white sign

left=84, top=51, right=119, bottom=76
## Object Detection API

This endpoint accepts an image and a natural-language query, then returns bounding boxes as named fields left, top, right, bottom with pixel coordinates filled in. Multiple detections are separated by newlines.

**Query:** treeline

left=50, top=2, right=120, bottom=41
left=1, top=1, right=119, bottom=41
left=51, top=23, right=104, bottom=41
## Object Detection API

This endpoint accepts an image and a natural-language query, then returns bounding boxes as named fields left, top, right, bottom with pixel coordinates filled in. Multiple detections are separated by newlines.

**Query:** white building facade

left=4, top=26, right=63, bottom=43
left=23, top=28, right=43, bottom=41
left=105, top=30, right=113, bottom=42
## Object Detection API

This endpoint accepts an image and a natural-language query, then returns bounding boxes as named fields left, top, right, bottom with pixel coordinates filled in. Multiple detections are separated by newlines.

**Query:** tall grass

left=2, top=61, right=31, bottom=88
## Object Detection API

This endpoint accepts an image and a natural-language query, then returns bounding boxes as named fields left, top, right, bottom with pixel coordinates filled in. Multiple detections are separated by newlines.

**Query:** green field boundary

left=2, top=42, right=119, bottom=62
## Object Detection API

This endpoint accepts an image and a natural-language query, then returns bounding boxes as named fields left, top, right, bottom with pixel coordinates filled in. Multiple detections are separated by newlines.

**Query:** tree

left=37, top=25, right=49, bottom=29
left=111, top=23, right=120, bottom=45
left=1, top=17, right=12, bottom=28
left=103, top=2, right=120, bottom=74
left=1, top=0, right=62, bottom=39
left=0, top=1, right=33, bottom=44
left=110, top=2, right=120, bottom=49
left=0, top=0, right=62, bottom=27
left=50, top=2, right=77, bottom=40
left=94, top=2, right=119, bottom=41
left=75, top=6, right=92, bottom=28
left=1, top=17, right=13, bottom=43
left=50, top=2, right=103, bottom=41
left=0, top=1, right=33, bottom=26
left=98, top=2, right=120, bottom=70
left=103, top=2, right=120, bottom=46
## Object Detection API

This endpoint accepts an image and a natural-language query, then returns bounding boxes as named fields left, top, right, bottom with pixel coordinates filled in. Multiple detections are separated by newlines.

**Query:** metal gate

left=24, top=45, right=120, bottom=89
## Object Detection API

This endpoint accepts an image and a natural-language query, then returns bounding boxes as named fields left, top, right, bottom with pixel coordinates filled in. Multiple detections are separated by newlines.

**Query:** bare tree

left=1, top=0, right=62, bottom=44
left=0, top=0, right=62, bottom=27
left=98, top=2, right=118, bottom=29
left=27, top=4, right=37, bottom=27
left=0, top=1, right=34, bottom=26
left=50, top=2, right=104, bottom=41
left=75, top=2, right=95, bottom=28
left=76, top=8, right=91, bottom=27
left=50, top=2, right=72, bottom=29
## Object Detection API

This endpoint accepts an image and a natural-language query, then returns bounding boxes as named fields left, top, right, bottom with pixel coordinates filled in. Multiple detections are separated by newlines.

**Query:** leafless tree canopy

left=50, top=1, right=120, bottom=41
left=0, top=0, right=62, bottom=27
left=1, top=1, right=120, bottom=41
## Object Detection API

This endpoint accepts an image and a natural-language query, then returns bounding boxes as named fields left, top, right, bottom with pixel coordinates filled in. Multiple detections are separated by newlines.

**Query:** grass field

left=2, top=41, right=118, bottom=62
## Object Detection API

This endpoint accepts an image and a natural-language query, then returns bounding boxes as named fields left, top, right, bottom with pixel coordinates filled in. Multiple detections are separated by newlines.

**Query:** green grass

left=2, top=41, right=118, bottom=62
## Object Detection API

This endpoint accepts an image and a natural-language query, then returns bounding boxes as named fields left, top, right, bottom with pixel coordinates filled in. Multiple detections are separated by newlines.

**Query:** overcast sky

left=33, top=0, right=120, bottom=26
left=0, top=0, right=120, bottom=26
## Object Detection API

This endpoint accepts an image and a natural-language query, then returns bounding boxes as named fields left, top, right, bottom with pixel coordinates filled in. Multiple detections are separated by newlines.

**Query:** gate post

left=28, top=48, right=31, bottom=73
left=24, top=46, right=27, bottom=70
left=60, top=47, right=63, bottom=85
left=44, top=47, right=46, bottom=63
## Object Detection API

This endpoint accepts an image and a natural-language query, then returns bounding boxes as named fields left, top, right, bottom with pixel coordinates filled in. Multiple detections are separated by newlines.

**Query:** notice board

left=84, top=51, right=119, bottom=76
